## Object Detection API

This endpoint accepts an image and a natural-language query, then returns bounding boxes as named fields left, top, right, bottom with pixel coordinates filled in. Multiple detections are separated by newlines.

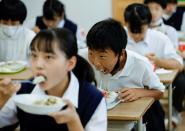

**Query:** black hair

left=124, top=3, right=152, bottom=33
left=0, top=0, right=27, bottom=24
left=144, top=0, right=167, bottom=9
left=30, top=28, right=96, bottom=85
left=43, top=0, right=65, bottom=20
left=167, top=0, right=177, bottom=4
left=86, top=18, right=127, bottom=56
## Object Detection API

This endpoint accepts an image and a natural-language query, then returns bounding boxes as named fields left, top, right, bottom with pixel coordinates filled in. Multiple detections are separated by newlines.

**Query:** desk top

left=108, top=97, right=154, bottom=121
left=0, top=68, right=33, bottom=80
left=157, top=69, right=178, bottom=84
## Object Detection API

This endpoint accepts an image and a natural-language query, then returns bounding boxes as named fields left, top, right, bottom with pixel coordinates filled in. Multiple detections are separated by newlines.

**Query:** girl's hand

left=0, top=78, right=20, bottom=96
left=145, top=53, right=157, bottom=63
left=0, top=78, right=21, bottom=107
left=48, top=99, right=80, bottom=124
left=118, top=88, right=142, bottom=102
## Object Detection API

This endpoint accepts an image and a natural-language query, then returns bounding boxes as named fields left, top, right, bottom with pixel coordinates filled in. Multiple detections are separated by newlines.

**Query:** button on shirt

left=126, top=29, right=183, bottom=65
left=0, top=72, right=107, bottom=131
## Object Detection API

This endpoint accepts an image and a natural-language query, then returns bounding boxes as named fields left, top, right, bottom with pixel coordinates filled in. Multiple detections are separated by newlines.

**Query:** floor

left=160, top=91, right=185, bottom=131
left=175, top=112, right=185, bottom=131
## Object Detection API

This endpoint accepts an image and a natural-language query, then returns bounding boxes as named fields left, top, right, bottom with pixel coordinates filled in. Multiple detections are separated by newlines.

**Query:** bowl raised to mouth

left=13, top=94, right=66, bottom=115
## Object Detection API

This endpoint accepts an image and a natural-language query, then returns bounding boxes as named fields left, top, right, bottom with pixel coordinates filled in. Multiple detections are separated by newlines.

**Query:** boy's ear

left=67, top=56, right=77, bottom=71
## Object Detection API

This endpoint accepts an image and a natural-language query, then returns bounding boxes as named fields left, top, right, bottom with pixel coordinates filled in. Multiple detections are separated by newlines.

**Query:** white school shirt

left=180, top=12, right=185, bottom=34
left=150, top=19, right=178, bottom=49
left=0, top=25, right=35, bottom=61
left=96, top=50, right=165, bottom=92
left=126, top=29, right=183, bottom=66
left=0, top=72, right=107, bottom=131
left=79, top=48, right=165, bottom=92
left=79, top=49, right=165, bottom=130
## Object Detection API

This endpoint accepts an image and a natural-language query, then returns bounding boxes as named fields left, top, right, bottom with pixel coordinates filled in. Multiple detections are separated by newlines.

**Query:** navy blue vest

left=1, top=82, right=102, bottom=131
left=36, top=16, right=77, bottom=34
left=163, top=8, right=184, bottom=31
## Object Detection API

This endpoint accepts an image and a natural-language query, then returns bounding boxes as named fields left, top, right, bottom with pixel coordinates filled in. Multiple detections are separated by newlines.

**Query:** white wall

left=23, top=0, right=112, bottom=32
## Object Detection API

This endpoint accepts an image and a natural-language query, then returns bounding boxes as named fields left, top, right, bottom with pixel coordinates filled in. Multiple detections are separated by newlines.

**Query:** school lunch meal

left=13, top=94, right=66, bottom=115
left=33, top=76, right=46, bottom=84
left=0, top=61, right=27, bottom=74
left=99, top=89, right=118, bottom=103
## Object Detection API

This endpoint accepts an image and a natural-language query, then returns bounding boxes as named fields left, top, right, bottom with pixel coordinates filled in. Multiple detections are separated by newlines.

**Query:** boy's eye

left=30, top=53, right=37, bottom=58
left=46, top=55, right=54, bottom=59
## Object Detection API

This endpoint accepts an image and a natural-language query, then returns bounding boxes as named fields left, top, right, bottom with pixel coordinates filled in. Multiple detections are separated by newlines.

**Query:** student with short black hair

left=0, top=28, right=107, bottom=131
left=79, top=18, right=165, bottom=131
left=144, top=0, right=178, bottom=48
left=0, top=0, right=35, bottom=61
left=125, top=3, right=185, bottom=129
left=163, top=0, right=185, bottom=33
left=25, top=0, right=86, bottom=48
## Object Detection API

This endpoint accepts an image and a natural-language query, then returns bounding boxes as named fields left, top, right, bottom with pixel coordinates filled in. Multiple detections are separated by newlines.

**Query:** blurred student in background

left=124, top=3, right=185, bottom=129
left=163, top=0, right=185, bottom=33
left=25, top=0, right=86, bottom=49
left=0, top=0, right=35, bottom=62
left=144, top=0, right=178, bottom=49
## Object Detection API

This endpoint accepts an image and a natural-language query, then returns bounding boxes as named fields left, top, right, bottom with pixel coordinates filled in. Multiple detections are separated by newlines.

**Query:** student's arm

left=118, top=88, right=163, bottom=102
left=49, top=98, right=107, bottom=131
left=145, top=53, right=183, bottom=71
left=118, top=58, right=165, bottom=102
left=146, top=53, right=183, bottom=71
left=48, top=99, right=84, bottom=131
left=155, top=57, right=183, bottom=71
left=0, top=78, right=20, bottom=108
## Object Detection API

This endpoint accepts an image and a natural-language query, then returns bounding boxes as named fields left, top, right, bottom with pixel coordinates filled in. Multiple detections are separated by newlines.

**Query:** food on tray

left=0, top=61, right=26, bottom=73
left=33, top=76, right=46, bottom=84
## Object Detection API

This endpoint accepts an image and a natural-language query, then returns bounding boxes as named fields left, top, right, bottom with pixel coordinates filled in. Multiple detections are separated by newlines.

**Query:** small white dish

left=0, top=61, right=27, bottom=74
left=107, top=99, right=121, bottom=110
left=13, top=94, right=66, bottom=115
left=106, top=91, right=118, bottom=103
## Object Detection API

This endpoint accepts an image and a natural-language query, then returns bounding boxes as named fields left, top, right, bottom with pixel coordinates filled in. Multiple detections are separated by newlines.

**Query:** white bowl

left=13, top=94, right=66, bottom=115
left=105, top=91, right=118, bottom=104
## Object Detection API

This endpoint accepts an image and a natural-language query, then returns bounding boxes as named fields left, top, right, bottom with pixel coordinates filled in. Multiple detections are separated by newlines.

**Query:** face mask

left=1, top=24, right=19, bottom=38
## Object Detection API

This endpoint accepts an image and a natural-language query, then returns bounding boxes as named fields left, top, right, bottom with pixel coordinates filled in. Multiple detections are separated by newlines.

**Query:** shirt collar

left=57, top=19, right=65, bottom=28
left=150, top=19, right=163, bottom=28
left=32, top=72, right=79, bottom=108
left=126, top=27, right=149, bottom=46
left=111, top=50, right=134, bottom=78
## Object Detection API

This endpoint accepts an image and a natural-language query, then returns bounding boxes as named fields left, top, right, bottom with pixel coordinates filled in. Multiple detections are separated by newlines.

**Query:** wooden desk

left=108, top=97, right=154, bottom=131
left=0, top=68, right=33, bottom=80
left=157, top=70, right=178, bottom=131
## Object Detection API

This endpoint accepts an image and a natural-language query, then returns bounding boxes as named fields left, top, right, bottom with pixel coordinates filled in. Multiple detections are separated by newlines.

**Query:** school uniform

left=24, top=16, right=86, bottom=49
left=0, top=72, right=107, bottom=131
left=150, top=19, right=178, bottom=48
left=0, top=25, right=35, bottom=61
left=126, top=28, right=185, bottom=127
left=163, top=8, right=185, bottom=32
left=126, top=29, right=183, bottom=65
left=79, top=48, right=165, bottom=131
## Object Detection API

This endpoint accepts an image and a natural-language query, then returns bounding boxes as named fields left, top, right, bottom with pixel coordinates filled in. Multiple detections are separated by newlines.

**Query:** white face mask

left=1, top=24, right=20, bottom=38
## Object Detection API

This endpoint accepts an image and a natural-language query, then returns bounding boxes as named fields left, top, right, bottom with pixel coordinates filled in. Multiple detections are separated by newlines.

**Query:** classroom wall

left=23, top=0, right=112, bottom=32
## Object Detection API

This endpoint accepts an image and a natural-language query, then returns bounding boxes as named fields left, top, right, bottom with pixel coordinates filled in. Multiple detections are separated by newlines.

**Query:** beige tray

left=0, top=68, right=33, bottom=80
